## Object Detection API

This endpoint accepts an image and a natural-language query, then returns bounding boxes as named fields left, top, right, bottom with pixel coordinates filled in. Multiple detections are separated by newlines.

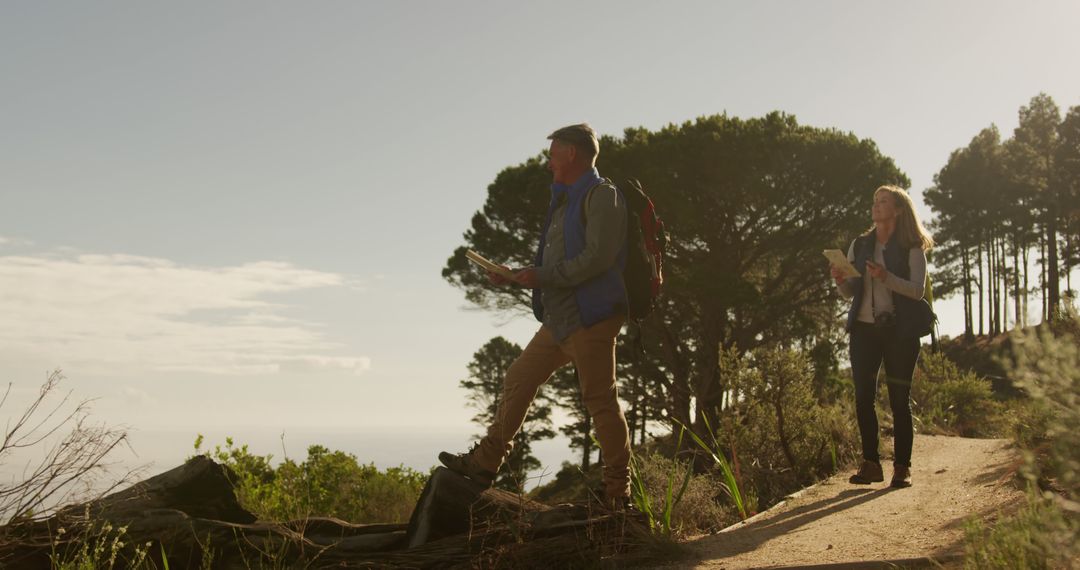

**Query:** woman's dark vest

left=846, top=232, right=924, bottom=339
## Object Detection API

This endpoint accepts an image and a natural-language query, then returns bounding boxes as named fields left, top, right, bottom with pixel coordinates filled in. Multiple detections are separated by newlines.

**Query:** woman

left=831, top=185, right=934, bottom=489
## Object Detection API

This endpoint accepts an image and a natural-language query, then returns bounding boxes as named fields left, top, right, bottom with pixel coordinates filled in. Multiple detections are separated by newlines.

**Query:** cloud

left=120, top=385, right=158, bottom=406
left=0, top=252, right=370, bottom=376
left=0, top=235, right=34, bottom=247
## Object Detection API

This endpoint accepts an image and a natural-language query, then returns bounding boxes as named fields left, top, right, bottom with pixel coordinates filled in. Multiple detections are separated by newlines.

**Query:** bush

left=631, top=452, right=732, bottom=537
left=192, top=437, right=428, bottom=524
left=905, top=351, right=1008, bottom=438
left=962, top=321, right=1080, bottom=567
left=963, top=487, right=1076, bottom=570
left=530, top=450, right=734, bottom=537
left=713, top=345, right=860, bottom=508
left=528, top=461, right=601, bottom=505
left=1003, top=323, right=1080, bottom=506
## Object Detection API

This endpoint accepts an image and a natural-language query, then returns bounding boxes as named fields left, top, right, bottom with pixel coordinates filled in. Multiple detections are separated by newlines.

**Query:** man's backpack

left=584, top=178, right=667, bottom=321
left=622, top=179, right=667, bottom=320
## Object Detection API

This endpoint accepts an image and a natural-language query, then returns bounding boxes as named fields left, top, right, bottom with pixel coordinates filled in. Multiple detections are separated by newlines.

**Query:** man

left=439, top=123, right=633, bottom=508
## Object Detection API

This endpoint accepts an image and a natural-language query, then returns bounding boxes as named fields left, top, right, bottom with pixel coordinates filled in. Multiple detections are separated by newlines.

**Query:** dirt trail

left=667, top=435, right=1024, bottom=569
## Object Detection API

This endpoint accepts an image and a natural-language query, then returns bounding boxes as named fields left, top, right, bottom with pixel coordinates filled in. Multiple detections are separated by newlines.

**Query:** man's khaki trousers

left=474, top=314, right=631, bottom=499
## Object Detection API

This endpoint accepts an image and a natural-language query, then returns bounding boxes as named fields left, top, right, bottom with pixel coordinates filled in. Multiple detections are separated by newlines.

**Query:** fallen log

left=0, top=457, right=660, bottom=569
left=406, top=467, right=555, bottom=547
left=0, top=456, right=405, bottom=569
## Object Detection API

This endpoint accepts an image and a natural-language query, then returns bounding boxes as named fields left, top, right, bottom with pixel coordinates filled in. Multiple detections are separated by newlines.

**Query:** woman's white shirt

left=836, top=239, right=926, bottom=324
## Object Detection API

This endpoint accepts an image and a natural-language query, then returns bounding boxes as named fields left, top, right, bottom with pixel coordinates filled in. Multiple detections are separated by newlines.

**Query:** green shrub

left=903, top=350, right=1008, bottom=437
left=630, top=451, right=731, bottom=537
left=963, top=487, right=1076, bottom=569
left=192, top=437, right=428, bottom=524
left=713, top=345, right=860, bottom=508
left=528, top=461, right=601, bottom=504
left=1009, top=398, right=1056, bottom=452
left=1004, top=325, right=1080, bottom=501
left=963, top=321, right=1080, bottom=567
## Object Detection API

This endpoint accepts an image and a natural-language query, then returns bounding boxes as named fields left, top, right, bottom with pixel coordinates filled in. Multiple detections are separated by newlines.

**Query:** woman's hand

left=865, top=260, right=887, bottom=280
left=829, top=265, right=848, bottom=286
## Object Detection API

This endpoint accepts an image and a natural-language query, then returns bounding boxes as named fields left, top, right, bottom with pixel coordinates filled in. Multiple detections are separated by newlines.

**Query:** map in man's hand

left=466, top=249, right=515, bottom=279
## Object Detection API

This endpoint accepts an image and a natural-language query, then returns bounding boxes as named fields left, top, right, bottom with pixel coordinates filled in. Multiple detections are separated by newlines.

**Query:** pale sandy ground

left=661, top=435, right=1025, bottom=569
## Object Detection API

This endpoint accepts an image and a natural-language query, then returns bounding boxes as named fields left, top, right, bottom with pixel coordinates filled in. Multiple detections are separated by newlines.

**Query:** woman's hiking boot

left=848, top=460, right=884, bottom=484
left=438, top=445, right=496, bottom=487
left=891, top=464, right=912, bottom=488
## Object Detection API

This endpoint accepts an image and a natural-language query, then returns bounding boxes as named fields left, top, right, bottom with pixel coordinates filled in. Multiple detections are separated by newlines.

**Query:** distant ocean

left=123, top=426, right=579, bottom=489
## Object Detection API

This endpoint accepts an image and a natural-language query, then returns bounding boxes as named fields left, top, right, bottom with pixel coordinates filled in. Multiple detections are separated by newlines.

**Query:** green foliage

left=192, top=437, right=427, bottom=524
left=707, top=345, right=860, bottom=508
left=681, top=416, right=748, bottom=521
left=630, top=426, right=695, bottom=537
left=1056, top=106, right=1080, bottom=273
left=1003, top=320, right=1080, bottom=504
left=926, top=94, right=1080, bottom=337
left=905, top=350, right=1008, bottom=437
left=963, top=486, right=1076, bottom=570
left=527, top=461, right=601, bottom=504
left=963, top=318, right=1080, bottom=566
left=630, top=450, right=727, bottom=538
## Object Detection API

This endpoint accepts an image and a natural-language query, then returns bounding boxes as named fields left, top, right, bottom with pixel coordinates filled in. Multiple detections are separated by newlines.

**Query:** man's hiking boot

left=438, top=445, right=496, bottom=488
left=848, top=460, right=884, bottom=484
left=891, top=464, right=912, bottom=488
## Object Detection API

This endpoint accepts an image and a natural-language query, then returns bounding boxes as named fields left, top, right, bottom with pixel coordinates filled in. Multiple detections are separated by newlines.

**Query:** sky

left=2, top=1, right=1079, bottom=484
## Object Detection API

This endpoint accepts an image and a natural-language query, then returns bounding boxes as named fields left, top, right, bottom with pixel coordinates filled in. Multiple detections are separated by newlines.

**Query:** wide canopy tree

left=443, top=112, right=907, bottom=432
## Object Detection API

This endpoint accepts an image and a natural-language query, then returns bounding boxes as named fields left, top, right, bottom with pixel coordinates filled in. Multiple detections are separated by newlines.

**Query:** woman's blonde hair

left=866, top=185, right=935, bottom=251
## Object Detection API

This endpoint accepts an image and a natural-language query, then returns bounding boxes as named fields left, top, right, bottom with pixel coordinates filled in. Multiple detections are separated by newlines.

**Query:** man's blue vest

left=846, top=231, right=923, bottom=339
left=532, top=171, right=628, bottom=327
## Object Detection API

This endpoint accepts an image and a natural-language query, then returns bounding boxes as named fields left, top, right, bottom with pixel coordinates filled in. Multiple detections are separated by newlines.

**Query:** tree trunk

left=962, top=247, right=974, bottom=338
left=406, top=467, right=551, bottom=547
left=1012, top=234, right=1021, bottom=331
left=988, top=235, right=998, bottom=335
left=638, top=394, right=648, bottom=445
left=581, top=413, right=592, bottom=471
left=1040, top=232, right=1047, bottom=321
left=978, top=240, right=985, bottom=336
left=692, top=327, right=725, bottom=436
left=773, top=381, right=797, bottom=472
left=1047, top=221, right=1061, bottom=320
left=997, top=233, right=1006, bottom=328
left=1023, top=239, right=1030, bottom=328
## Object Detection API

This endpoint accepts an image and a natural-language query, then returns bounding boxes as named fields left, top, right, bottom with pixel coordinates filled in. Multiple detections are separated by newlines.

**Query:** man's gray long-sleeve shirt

left=535, top=182, right=627, bottom=341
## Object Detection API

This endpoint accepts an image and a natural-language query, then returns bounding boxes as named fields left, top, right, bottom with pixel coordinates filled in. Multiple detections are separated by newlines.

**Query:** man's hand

left=486, top=265, right=513, bottom=286
left=512, top=267, right=541, bottom=289
left=865, top=260, right=887, bottom=280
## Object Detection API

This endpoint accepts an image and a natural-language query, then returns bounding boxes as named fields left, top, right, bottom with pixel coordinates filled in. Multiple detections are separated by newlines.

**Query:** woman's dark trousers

left=849, top=321, right=920, bottom=467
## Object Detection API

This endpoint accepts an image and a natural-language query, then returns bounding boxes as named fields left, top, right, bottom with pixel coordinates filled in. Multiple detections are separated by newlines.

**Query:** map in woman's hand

left=822, top=249, right=860, bottom=278
left=466, top=249, right=515, bottom=279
